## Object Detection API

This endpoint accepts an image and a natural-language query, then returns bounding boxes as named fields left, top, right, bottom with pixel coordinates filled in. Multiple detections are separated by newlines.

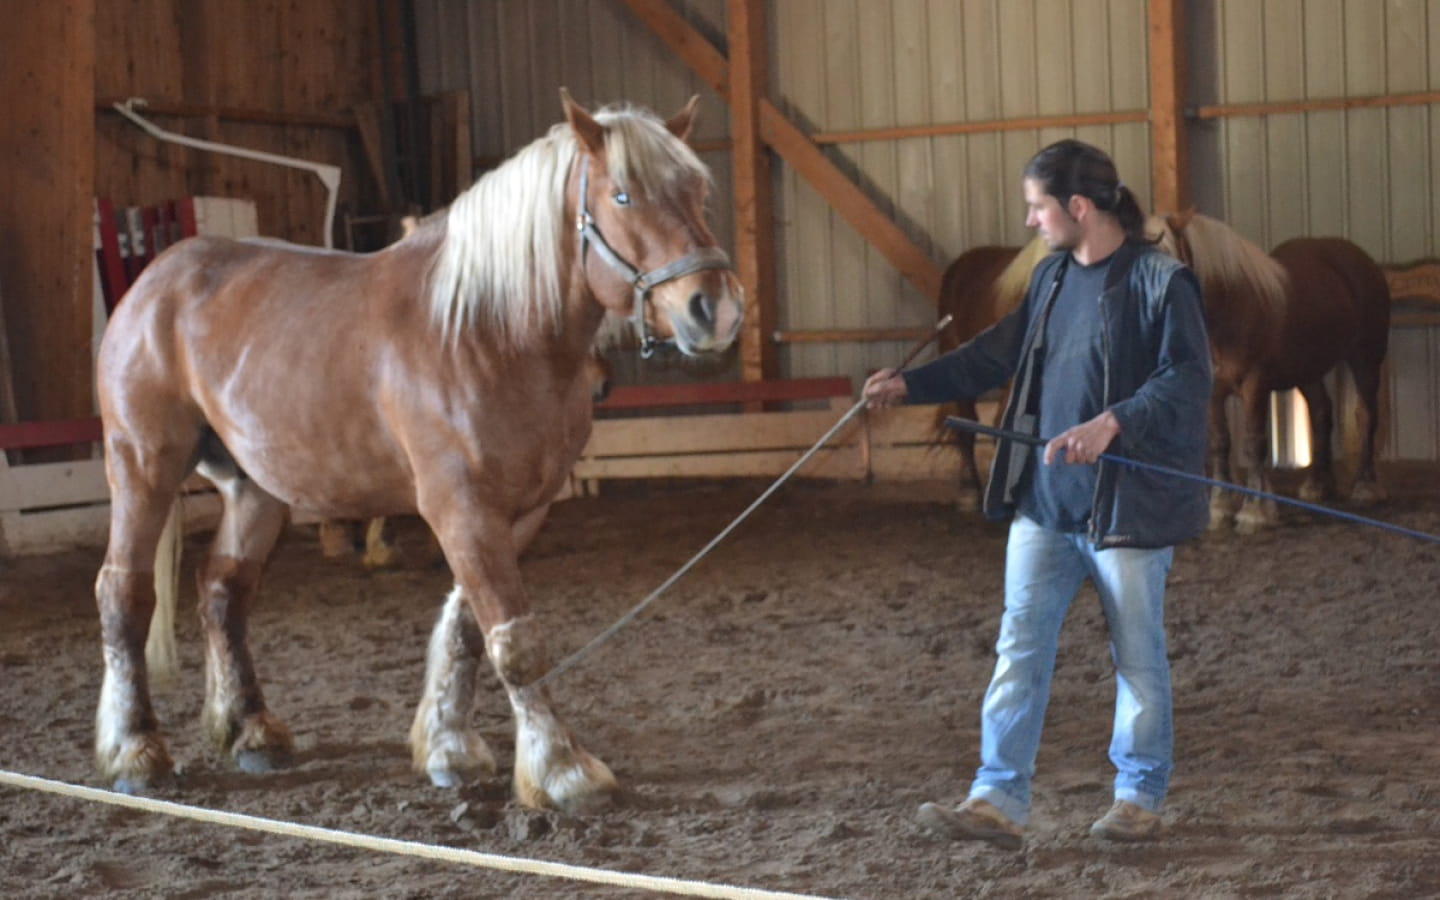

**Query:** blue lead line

left=943, top=416, right=1440, bottom=546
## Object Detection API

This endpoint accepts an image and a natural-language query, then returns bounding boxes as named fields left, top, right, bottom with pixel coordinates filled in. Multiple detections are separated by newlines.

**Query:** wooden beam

left=0, top=0, right=96, bottom=436
left=618, top=0, right=942, bottom=303
left=773, top=328, right=934, bottom=344
left=810, top=110, right=1149, bottom=145
left=760, top=102, right=942, bottom=300
left=1192, top=90, right=1440, bottom=121
left=618, top=0, right=730, bottom=98
left=726, top=0, right=777, bottom=383
left=1147, top=0, right=1188, bottom=213
left=95, top=97, right=356, bottom=130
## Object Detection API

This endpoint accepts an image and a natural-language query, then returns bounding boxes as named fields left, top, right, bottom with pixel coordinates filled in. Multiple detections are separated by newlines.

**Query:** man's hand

left=862, top=368, right=907, bottom=408
left=1044, top=410, right=1120, bottom=465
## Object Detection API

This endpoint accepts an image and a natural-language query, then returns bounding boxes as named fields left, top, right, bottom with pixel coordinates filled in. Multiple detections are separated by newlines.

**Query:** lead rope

left=944, top=416, right=1440, bottom=545
left=526, top=314, right=955, bottom=694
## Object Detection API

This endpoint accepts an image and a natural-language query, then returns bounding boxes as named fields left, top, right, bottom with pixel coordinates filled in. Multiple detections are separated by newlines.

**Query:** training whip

left=944, top=416, right=1440, bottom=545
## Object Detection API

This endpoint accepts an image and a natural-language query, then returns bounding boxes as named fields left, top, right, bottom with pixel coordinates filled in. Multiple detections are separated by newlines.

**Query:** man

left=864, top=139, right=1211, bottom=849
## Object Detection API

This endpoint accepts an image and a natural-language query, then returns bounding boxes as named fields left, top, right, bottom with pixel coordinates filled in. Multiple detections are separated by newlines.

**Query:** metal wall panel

left=412, top=0, right=1438, bottom=460
left=770, top=0, right=1152, bottom=380
left=1201, top=0, right=1440, bottom=460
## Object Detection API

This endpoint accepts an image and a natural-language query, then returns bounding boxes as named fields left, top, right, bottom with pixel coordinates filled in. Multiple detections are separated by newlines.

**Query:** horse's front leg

left=409, top=585, right=497, bottom=786
left=414, top=504, right=615, bottom=811
left=197, top=476, right=293, bottom=772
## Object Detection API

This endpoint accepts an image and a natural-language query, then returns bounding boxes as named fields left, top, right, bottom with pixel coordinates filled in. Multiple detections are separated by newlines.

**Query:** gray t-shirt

left=1017, top=252, right=1111, bottom=532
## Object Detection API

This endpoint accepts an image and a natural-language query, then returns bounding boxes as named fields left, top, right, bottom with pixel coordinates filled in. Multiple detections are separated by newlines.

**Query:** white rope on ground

left=0, top=769, right=853, bottom=900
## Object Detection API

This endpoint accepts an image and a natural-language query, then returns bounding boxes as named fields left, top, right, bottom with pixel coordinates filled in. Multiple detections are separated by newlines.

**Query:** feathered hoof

left=1233, top=510, right=1273, bottom=535
left=1297, top=477, right=1333, bottom=504
left=514, top=750, right=617, bottom=814
left=100, top=735, right=175, bottom=795
left=1349, top=479, right=1386, bottom=506
left=228, top=713, right=295, bottom=773
left=420, top=732, right=498, bottom=788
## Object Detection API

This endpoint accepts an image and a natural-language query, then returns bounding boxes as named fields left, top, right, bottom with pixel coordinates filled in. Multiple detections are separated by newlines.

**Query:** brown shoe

left=1090, top=800, right=1162, bottom=842
left=916, top=797, right=1023, bottom=851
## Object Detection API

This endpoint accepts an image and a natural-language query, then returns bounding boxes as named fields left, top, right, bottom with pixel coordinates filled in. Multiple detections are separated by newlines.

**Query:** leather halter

left=575, top=154, right=734, bottom=358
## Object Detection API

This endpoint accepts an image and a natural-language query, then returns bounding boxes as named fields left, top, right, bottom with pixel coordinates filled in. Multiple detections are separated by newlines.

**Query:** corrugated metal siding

left=412, top=0, right=1439, bottom=460
left=1198, top=0, right=1440, bottom=461
left=772, top=0, right=1150, bottom=380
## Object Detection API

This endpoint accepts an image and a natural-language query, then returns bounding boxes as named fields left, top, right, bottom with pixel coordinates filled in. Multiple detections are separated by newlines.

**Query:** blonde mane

left=425, top=103, right=711, bottom=348
left=1165, top=213, right=1290, bottom=323
left=993, top=235, right=1052, bottom=309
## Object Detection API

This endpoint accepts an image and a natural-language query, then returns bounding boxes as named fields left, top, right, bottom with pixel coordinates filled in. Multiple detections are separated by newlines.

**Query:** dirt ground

left=2, top=467, right=1439, bottom=899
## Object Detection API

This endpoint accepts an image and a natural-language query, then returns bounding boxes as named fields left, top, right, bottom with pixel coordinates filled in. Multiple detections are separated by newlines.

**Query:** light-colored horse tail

left=145, top=498, right=183, bottom=682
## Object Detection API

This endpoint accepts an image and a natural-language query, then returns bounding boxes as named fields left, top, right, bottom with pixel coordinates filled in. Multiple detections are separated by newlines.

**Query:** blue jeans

left=969, top=515, right=1174, bottom=826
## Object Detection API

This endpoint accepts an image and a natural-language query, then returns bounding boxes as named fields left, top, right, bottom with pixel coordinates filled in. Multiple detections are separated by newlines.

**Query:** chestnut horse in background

left=933, top=236, right=1049, bottom=510
left=1153, top=211, right=1390, bottom=531
left=93, top=91, right=742, bottom=812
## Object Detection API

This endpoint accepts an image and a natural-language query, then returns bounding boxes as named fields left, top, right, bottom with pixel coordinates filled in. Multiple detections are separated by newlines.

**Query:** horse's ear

left=665, top=95, right=701, bottom=141
left=561, top=87, right=606, bottom=155
left=1167, top=207, right=1196, bottom=233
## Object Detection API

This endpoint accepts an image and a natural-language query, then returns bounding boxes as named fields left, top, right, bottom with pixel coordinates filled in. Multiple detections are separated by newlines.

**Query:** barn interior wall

left=411, top=0, right=1440, bottom=462
left=1191, top=0, right=1440, bottom=461
left=0, top=1, right=397, bottom=430
left=93, top=0, right=387, bottom=249
left=0, top=2, right=97, bottom=428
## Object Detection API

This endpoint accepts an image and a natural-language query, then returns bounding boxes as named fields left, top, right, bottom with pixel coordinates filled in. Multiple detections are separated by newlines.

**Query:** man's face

left=1023, top=178, right=1080, bottom=250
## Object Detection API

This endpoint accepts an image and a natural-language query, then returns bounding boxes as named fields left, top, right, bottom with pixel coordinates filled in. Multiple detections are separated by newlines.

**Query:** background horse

left=934, top=214, right=1390, bottom=531
left=933, top=237, right=1048, bottom=509
left=1153, top=212, right=1391, bottom=531
left=93, top=90, right=742, bottom=812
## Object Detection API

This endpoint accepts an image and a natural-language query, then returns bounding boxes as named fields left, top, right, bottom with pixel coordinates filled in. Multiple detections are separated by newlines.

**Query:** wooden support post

left=1147, top=0, right=1188, bottom=214
left=619, top=0, right=942, bottom=304
left=727, top=0, right=777, bottom=383
left=0, top=0, right=97, bottom=445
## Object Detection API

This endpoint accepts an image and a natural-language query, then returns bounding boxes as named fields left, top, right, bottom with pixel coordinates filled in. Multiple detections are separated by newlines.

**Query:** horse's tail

left=145, top=498, right=183, bottom=683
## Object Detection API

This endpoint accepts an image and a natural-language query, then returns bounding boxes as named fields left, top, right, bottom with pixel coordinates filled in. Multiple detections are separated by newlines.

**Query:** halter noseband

left=575, top=155, right=734, bottom=358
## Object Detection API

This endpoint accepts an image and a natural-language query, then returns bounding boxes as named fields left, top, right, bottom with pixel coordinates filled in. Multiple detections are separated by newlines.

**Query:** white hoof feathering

left=511, top=697, right=616, bottom=812
left=411, top=586, right=494, bottom=786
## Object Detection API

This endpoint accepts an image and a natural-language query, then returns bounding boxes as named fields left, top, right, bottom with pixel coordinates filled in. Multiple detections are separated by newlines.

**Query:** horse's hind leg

left=96, top=440, right=196, bottom=792
left=196, top=465, right=294, bottom=773
left=1297, top=380, right=1337, bottom=503
left=1207, top=391, right=1238, bottom=530
left=1234, top=379, right=1280, bottom=533
left=1345, top=358, right=1387, bottom=505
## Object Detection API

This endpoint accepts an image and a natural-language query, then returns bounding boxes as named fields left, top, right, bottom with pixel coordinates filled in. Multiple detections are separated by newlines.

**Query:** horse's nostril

left=688, top=291, right=714, bottom=325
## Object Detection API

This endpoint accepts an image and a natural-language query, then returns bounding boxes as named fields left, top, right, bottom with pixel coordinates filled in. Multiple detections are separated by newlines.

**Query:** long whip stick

left=944, top=416, right=1440, bottom=545
left=529, top=314, right=954, bottom=692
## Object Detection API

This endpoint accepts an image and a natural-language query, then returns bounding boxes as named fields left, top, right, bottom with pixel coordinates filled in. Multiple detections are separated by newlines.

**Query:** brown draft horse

left=93, top=91, right=742, bottom=811
left=933, top=237, right=1049, bottom=510
left=1153, top=211, right=1391, bottom=531
left=935, top=213, right=1390, bottom=531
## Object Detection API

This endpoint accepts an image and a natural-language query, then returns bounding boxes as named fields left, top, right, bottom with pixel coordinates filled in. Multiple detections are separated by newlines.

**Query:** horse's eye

left=613, top=191, right=630, bottom=207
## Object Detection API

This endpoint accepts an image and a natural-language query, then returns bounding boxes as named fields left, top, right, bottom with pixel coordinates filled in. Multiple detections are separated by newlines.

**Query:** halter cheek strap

left=575, top=155, right=734, bottom=358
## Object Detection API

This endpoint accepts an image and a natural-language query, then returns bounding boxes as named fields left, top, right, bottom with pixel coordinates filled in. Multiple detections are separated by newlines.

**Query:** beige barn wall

left=1189, top=0, right=1440, bottom=461
left=772, top=0, right=1150, bottom=382
left=410, top=0, right=1439, bottom=460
